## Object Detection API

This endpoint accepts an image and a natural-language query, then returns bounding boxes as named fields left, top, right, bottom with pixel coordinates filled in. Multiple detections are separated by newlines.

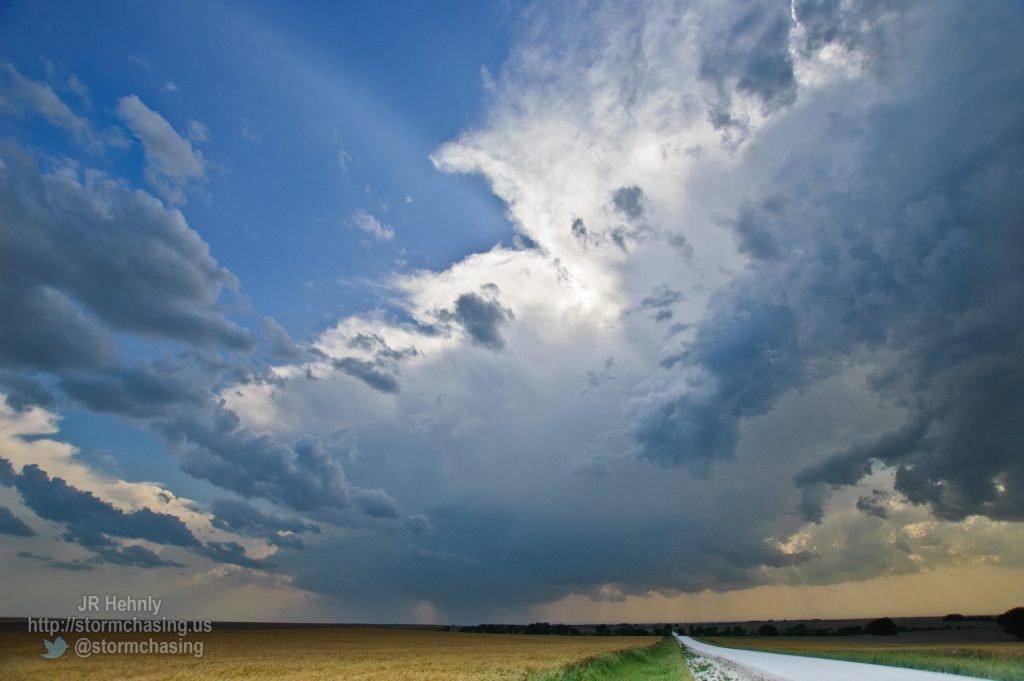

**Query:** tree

left=996, top=607, right=1024, bottom=641
left=756, top=624, right=779, bottom=636
left=865, top=617, right=898, bottom=636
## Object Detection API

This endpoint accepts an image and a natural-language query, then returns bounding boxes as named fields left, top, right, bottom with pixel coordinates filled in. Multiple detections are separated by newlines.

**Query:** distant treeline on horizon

left=451, top=622, right=673, bottom=636
left=451, top=613, right=996, bottom=638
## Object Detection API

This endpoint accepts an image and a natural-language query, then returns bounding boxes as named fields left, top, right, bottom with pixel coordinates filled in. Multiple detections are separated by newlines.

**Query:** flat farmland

left=0, top=626, right=660, bottom=681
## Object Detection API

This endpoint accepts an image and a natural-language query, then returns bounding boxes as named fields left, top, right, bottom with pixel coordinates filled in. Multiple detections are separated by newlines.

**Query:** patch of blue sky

left=1, top=0, right=522, bottom=338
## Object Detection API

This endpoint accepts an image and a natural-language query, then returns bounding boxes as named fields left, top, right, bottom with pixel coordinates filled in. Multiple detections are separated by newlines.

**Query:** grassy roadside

left=702, top=637, right=1024, bottom=681
left=527, top=637, right=694, bottom=681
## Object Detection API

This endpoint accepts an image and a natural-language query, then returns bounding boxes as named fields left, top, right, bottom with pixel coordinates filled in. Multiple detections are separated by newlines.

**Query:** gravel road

left=675, top=635, right=988, bottom=681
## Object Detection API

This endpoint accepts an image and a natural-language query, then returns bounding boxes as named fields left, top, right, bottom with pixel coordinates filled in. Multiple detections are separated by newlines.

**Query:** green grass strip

left=527, top=637, right=695, bottom=681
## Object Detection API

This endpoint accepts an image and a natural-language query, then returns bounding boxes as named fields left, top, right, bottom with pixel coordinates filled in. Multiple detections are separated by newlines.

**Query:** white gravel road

left=674, top=635, right=988, bottom=681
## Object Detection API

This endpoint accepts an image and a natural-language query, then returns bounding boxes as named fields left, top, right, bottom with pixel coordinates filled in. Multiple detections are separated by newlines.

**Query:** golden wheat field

left=0, top=626, right=659, bottom=681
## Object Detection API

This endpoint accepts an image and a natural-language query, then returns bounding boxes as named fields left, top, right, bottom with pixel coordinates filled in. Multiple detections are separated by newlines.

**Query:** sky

left=1, top=0, right=1023, bottom=625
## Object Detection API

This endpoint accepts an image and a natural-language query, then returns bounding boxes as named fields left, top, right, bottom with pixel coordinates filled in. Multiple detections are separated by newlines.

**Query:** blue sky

left=2, top=0, right=517, bottom=331
left=1, top=0, right=1024, bottom=624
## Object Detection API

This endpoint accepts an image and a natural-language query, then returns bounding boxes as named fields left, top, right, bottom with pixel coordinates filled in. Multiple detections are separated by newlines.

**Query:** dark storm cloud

left=440, top=289, right=513, bottom=351
left=285, top=502, right=811, bottom=622
left=17, top=551, right=96, bottom=571
left=794, top=414, right=931, bottom=489
left=584, top=357, right=616, bottom=392
left=165, top=405, right=352, bottom=512
left=196, top=540, right=265, bottom=569
left=640, top=285, right=683, bottom=310
left=611, top=185, right=645, bottom=220
left=571, top=217, right=588, bottom=241
left=0, top=371, right=56, bottom=412
left=0, top=126, right=404, bottom=543
left=351, top=488, right=401, bottom=519
left=732, top=199, right=782, bottom=259
left=790, top=0, right=903, bottom=69
left=62, top=525, right=184, bottom=568
left=405, top=514, right=433, bottom=534
left=345, top=332, right=419, bottom=364
left=0, top=141, right=254, bottom=372
left=59, top=357, right=209, bottom=419
left=332, top=357, right=401, bottom=394
left=0, top=456, right=15, bottom=486
left=9, top=463, right=277, bottom=567
left=14, top=464, right=201, bottom=547
left=0, top=278, right=117, bottom=372
left=640, top=2, right=1024, bottom=523
left=636, top=285, right=684, bottom=323
left=210, top=498, right=320, bottom=549
left=636, top=297, right=802, bottom=472
left=698, top=3, right=796, bottom=127
left=856, top=490, right=893, bottom=519
left=0, top=505, right=34, bottom=536
left=260, top=316, right=305, bottom=361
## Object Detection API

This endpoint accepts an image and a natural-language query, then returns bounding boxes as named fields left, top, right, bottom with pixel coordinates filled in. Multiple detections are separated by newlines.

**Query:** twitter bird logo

left=41, top=637, right=67, bottom=659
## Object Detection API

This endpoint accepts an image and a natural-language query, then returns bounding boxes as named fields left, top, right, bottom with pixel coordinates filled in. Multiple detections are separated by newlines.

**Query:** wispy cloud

left=117, top=94, right=206, bottom=204
left=350, top=210, right=395, bottom=241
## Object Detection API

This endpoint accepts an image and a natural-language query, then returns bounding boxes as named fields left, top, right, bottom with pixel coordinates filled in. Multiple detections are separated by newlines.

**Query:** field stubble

left=0, top=626, right=660, bottom=681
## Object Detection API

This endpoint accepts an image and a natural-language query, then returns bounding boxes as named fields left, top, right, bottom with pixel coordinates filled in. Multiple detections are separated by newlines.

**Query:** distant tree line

left=451, top=622, right=674, bottom=637
left=445, top=607, right=1024, bottom=641
left=682, top=617, right=947, bottom=638
left=996, top=607, right=1024, bottom=641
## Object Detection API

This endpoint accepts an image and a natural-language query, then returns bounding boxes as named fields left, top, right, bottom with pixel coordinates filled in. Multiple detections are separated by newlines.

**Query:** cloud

left=634, top=297, right=802, bottom=471
left=0, top=505, right=34, bottom=536
left=0, top=62, right=117, bottom=150
left=350, top=210, right=395, bottom=241
left=240, top=118, right=262, bottom=143
left=731, top=199, right=782, bottom=259
left=351, top=488, right=401, bottom=519
left=331, top=357, right=401, bottom=394
left=439, top=289, right=513, bottom=350
left=611, top=185, right=646, bottom=220
left=195, top=540, right=265, bottom=569
left=0, top=371, right=56, bottom=412
left=210, top=498, right=320, bottom=549
left=260, top=317, right=305, bottom=361
left=59, top=357, right=210, bottom=419
left=252, top=0, right=1024, bottom=618
left=0, top=142, right=253, bottom=367
left=0, top=456, right=15, bottom=487
left=17, top=551, right=96, bottom=571
left=698, top=2, right=797, bottom=127
left=6, top=460, right=280, bottom=569
left=62, top=525, right=184, bottom=568
left=3, top=0, right=1023, bottom=623
left=116, top=94, right=206, bottom=204
left=14, top=463, right=202, bottom=548
left=164, top=405, right=353, bottom=512
left=186, top=119, right=209, bottom=143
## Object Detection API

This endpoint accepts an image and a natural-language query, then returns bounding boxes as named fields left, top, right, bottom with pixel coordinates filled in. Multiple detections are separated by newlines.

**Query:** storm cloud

left=0, top=142, right=253, bottom=375
left=211, top=498, right=321, bottom=549
left=633, top=2, right=1024, bottom=525
left=0, top=505, right=34, bottom=536
left=14, top=464, right=201, bottom=548
left=440, top=289, right=513, bottom=350
left=2, top=0, right=1023, bottom=623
